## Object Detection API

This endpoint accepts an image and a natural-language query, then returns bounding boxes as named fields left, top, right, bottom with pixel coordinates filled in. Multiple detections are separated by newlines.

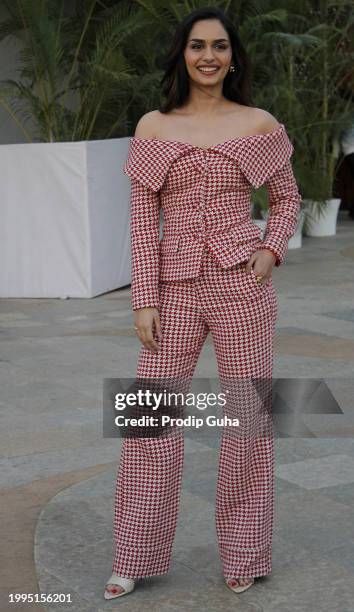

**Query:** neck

left=184, top=81, right=226, bottom=116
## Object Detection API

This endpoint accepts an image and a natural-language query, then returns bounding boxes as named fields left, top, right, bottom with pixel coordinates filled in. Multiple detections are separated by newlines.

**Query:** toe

left=241, top=578, right=253, bottom=585
left=106, top=584, right=124, bottom=595
left=227, top=577, right=253, bottom=588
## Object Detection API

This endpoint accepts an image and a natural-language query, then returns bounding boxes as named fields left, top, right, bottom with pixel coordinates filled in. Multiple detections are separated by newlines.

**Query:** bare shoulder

left=245, top=107, right=281, bottom=134
left=134, top=110, right=162, bottom=139
left=253, top=108, right=280, bottom=134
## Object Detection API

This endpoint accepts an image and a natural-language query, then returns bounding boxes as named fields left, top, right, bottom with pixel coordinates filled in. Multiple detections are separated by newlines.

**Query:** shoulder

left=235, top=110, right=293, bottom=189
left=125, top=111, right=187, bottom=192
left=134, top=110, right=162, bottom=139
left=243, top=107, right=281, bottom=135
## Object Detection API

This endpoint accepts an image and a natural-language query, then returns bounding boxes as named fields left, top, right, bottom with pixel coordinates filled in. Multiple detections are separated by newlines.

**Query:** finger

left=141, top=327, right=159, bottom=352
left=154, top=315, right=163, bottom=341
left=255, top=272, right=265, bottom=283
left=137, top=326, right=147, bottom=345
left=258, top=273, right=270, bottom=285
left=145, top=337, right=159, bottom=352
left=146, top=326, right=159, bottom=351
left=251, top=267, right=263, bottom=283
left=253, top=268, right=265, bottom=278
left=245, top=254, right=256, bottom=273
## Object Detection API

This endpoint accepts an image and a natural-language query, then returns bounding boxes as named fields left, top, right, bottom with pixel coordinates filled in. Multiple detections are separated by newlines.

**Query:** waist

left=161, top=221, right=263, bottom=250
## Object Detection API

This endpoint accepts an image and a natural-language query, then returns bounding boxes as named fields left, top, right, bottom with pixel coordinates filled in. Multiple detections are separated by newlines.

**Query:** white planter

left=253, top=219, right=267, bottom=239
left=302, top=198, right=340, bottom=237
left=0, top=138, right=133, bottom=297
left=288, top=209, right=305, bottom=249
left=258, top=208, right=305, bottom=249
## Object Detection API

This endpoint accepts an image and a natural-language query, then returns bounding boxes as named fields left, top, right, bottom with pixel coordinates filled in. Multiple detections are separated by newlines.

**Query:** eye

left=190, top=43, right=228, bottom=50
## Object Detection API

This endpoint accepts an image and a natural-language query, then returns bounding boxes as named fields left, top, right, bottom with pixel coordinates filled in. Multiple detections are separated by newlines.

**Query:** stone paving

left=1, top=210, right=354, bottom=612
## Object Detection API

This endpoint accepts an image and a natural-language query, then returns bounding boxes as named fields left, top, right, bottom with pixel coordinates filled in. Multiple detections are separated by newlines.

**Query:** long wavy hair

left=158, top=7, right=253, bottom=113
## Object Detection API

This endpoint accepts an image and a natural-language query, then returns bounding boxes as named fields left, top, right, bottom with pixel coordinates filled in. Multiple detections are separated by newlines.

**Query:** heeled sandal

left=226, top=576, right=255, bottom=593
left=103, top=573, right=137, bottom=599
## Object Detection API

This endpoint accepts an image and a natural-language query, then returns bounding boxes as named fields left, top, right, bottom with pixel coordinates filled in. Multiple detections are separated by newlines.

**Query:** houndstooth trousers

left=112, top=245, right=278, bottom=580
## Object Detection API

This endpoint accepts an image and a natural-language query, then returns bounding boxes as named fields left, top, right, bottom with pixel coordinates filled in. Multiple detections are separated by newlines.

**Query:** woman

left=104, top=6, right=301, bottom=599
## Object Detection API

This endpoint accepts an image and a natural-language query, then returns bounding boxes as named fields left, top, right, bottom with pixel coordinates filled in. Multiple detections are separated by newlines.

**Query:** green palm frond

left=0, top=0, right=353, bottom=163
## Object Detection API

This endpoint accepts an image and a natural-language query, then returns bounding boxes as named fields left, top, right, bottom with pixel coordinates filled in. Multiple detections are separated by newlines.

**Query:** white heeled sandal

left=103, top=573, right=137, bottom=599
left=226, top=577, right=255, bottom=593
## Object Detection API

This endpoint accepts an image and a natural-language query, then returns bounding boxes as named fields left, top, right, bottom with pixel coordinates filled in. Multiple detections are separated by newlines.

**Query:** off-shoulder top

left=122, top=123, right=302, bottom=310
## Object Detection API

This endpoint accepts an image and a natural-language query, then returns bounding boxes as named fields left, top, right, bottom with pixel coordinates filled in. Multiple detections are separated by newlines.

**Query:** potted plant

left=0, top=1, right=154, bottom=297
left=251, top=185, right=304, bottom=249
left=250, top=0, right=354, bottom=238
left=251, top=188, right=267, bottom=239
left=292, top=2, right=354, bottom=236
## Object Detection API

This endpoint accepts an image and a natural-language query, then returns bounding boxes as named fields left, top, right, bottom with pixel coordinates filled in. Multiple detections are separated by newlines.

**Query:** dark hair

left=158, top=7, right=253, bottom=113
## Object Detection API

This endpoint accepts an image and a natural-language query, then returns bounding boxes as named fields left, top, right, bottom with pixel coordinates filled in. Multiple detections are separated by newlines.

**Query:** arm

left=130, top=177, right=160, bottom=310
left=258, top=159, right=302, bottom=266
left=126, top=110, right=162, bottom=310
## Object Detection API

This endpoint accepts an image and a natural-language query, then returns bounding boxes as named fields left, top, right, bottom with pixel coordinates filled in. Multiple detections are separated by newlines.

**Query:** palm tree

left=249, top=0, right=354, bottom=222
left=0, top=0, right=159, bottom=141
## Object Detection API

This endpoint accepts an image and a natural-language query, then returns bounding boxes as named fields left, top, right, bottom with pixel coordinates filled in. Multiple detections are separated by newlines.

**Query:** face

left=183, top=19, right=233, bottom=87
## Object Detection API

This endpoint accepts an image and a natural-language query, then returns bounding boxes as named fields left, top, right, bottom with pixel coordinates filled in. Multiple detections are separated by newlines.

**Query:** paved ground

left=1, top=211, right=354, bottom=612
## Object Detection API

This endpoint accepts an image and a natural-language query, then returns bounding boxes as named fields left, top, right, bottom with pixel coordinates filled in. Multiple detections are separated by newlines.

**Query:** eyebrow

left=189, top=38, right=229, bottom=42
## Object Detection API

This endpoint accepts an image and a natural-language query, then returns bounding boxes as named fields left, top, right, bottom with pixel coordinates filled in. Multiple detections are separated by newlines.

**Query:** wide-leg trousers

left=112, top=245, right=278, bottom=580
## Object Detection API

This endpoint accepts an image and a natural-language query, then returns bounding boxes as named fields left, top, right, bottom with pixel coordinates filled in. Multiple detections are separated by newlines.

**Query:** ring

left=255, top=275, right=263, bottom=283
left=134, top=326, right=139, bottom=331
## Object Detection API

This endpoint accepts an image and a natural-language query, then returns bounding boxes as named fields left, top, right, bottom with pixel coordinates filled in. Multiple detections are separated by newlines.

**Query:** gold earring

left=229, top=64, right=236, bottom=72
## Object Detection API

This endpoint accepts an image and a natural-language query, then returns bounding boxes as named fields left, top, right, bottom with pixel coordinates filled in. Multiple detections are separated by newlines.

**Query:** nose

left=202, top=56, right=217, bottom=63
left=201, top=46, right=217, bottom=59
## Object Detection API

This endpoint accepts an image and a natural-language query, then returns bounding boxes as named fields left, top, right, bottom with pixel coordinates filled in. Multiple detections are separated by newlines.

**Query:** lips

left=197, top=66, right=219, bottom=74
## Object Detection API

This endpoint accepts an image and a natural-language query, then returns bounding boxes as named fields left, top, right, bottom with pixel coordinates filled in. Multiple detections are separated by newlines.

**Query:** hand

left=245, top=249, right=276, bottom=284
left=133, top=307, right=162, bottom=353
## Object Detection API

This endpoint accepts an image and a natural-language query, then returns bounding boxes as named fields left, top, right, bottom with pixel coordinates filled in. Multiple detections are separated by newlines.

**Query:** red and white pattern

left=124, top=123, right=302, bottom=310
left=111, top=123, right=301, bottom=580
left=112, top=247, right=277, bottom=579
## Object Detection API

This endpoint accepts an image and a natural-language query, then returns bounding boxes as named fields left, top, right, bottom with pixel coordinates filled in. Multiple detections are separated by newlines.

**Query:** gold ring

left=255, top=275, right=263, bottom=283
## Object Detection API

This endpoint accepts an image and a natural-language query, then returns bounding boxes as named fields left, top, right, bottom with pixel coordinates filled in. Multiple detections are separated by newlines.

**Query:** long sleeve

left=122, top=137, right=187, bottom=310
left=258, top=159, right=302, bottom=266
left=234, top=123, right=302, bottom=266
left=130, top=178, right=161, bottom=310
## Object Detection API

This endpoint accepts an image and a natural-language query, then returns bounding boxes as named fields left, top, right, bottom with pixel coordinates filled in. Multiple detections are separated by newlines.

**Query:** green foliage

left=0, top=0, right=353, bottom=214
left=0, top=0, right=152, bottom=141
left=252, top=0, right=354, bottom=202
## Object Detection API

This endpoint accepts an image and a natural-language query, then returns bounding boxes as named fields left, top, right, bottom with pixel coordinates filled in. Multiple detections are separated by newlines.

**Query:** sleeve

left=258, top=158, right=302, bottom=266
left=123, top=137, right=186, bottom=310
left=129, top=178, right=160, bottom=310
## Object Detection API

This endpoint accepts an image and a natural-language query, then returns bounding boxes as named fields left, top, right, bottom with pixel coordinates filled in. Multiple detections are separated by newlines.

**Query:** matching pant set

left=112, top=124, right=302, bottom=579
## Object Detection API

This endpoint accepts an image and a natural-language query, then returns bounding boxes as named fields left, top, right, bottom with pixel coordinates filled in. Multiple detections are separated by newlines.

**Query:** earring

left=229, top=64, right=236, bottom=72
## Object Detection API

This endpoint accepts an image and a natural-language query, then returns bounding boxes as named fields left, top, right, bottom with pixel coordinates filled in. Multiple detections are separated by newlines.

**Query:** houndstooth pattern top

left=122, top=123, right=302, bottom=311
